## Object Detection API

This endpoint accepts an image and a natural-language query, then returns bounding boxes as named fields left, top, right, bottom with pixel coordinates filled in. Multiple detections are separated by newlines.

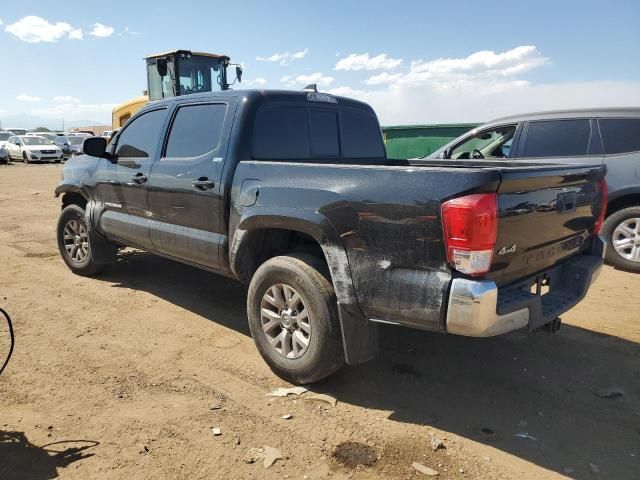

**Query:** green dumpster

left=383, top=124, right=479, bottom=159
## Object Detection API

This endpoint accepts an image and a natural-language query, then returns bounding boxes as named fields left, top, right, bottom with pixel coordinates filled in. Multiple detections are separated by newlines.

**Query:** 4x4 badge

left=498, top=244, right=517, bottom=255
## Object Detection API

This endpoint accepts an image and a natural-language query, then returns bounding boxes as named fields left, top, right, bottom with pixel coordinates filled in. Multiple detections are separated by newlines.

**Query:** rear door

left=146, top=99, right=236, bottom=269
left=94, top=107, right=169, bottom=249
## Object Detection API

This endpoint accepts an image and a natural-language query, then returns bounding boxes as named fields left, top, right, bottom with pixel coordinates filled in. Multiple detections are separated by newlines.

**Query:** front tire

left=247, top=254, right=345, bottom=384
left=57, top=204, right=112, bottom=276
left=603, top=206, right=640, bottom=272
left=23, top=152, right=29, bottom=164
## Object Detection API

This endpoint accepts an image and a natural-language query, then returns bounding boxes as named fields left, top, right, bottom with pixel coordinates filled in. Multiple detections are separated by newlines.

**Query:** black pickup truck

left=55, top=90, right=606, bottom=383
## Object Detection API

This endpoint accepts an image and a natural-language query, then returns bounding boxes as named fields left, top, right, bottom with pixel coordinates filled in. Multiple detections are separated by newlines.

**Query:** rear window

left=340, top=110, right=385, bottom=158
left=522, top=119, right=591, bottom=157
left=252, top=105, right=385, bottom=161
left=165, top=103, right=227, bottom=158
left=598, top=118, right=640, bottom=155
left=253, top=106, right=310, bottom=159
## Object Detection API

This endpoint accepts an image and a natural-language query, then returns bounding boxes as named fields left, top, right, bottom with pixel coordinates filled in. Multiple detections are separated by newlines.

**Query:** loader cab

left=145, top=50, right=242, bottom=101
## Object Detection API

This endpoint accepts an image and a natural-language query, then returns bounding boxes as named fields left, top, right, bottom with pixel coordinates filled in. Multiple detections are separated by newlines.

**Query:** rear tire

left=247, top=254, right=345, bottom=384
left=56, top=204, right=113, bottom=276
left=603, top=206, right=640, bottom=272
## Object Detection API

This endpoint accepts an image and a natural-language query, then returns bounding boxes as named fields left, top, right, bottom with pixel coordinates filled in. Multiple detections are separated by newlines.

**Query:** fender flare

left=54, top=180, right=90, bottom=200
left=230, top=206, right=378, bottom=365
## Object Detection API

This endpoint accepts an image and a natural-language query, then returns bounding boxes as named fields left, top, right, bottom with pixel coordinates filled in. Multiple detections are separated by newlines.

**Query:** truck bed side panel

left=231, top=161, right=500, bottom=331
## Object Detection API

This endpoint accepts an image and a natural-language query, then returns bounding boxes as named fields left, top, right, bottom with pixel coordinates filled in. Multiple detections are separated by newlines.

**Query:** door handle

left=192, top=177, right=215, bottom=190
left=132, top=172, right=147, bottom=184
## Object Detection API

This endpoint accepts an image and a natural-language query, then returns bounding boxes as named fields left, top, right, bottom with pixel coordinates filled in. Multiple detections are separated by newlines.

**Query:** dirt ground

left=0, top=162, right=638, bottom=480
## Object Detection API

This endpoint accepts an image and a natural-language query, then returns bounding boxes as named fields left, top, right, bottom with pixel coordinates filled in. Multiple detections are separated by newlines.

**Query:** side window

left=598, top=118, right=640, bottom=155
left=253, top=106, right=310, bottom=160
left=310, top=110, right=339, bottom=157
left=522, top=119, right=591, bottom=157
left=115, top=109, right=166, bottom=159
left=340, top=110, right=385, bottom=158
left=450, top=125, right=516, bottom=159
left=165, top=103, right=227, bottom=158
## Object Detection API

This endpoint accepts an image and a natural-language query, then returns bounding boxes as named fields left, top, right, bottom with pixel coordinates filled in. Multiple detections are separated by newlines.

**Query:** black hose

left=0, top=308, right=14, bottom=376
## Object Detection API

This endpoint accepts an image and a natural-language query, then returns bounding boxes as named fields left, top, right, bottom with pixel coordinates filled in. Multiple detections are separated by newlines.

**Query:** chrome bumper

left=445, top=242, right=604, bottom=337
left=446, top=278, right=530, bottom=337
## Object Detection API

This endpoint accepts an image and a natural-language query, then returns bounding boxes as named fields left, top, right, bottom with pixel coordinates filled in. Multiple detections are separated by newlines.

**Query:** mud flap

left=85, top=209, right=117, bottom=265
left=338, top=304, right=379, bottom=365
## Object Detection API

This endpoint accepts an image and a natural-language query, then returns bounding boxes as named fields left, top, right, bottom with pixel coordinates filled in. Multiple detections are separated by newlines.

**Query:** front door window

left=450, top=125, right=517, bottom=159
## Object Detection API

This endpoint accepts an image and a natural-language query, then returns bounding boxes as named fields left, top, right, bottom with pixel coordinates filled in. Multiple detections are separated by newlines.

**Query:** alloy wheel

left=260, top=283, right=312, bottom=359
left=63, top=219, right=89, bottom=263
left=612, top=217, right=640, bottom=263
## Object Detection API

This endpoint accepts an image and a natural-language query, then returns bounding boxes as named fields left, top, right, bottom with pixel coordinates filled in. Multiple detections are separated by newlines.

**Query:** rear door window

left=165, top=103, right=227, bottom=158
left=522, top=119, right=591, bottom=157
left=598, top=118, right=640, bottom=155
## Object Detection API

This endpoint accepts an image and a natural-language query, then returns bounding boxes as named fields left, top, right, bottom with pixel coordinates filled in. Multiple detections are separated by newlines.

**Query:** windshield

left=22, top=137, right=53, bottom=145
left=0, top=133, right=10, bottom=141
left=68, top=137, right=85, bottom=145
left=147, top=54, right=226, bottom=101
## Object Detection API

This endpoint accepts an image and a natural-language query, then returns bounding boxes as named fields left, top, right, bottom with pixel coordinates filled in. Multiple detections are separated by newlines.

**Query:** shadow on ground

left=99, top=251, right=640, bottom=479
left=0, top=430, right=98, bottom=480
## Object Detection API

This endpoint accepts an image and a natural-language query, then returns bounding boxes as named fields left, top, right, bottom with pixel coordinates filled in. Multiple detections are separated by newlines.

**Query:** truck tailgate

left=488, top=164, right=606, bottom=286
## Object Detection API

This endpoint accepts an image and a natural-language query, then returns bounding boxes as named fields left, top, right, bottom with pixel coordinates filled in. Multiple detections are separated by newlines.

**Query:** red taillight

left=441, top=193, right=498, bottom=277
left=594, top=179, right=607, bottom=235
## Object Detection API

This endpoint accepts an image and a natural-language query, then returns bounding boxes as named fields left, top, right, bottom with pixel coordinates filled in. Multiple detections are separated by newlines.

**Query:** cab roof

left=144, top=50, right=229, bottom=60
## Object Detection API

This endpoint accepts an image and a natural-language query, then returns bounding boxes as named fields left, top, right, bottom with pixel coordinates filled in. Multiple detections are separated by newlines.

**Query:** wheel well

left=61, top=192, right=87, bottom=210
left=234, top=228, right=327, bottom=284
left=607, top=194, right=640, bottom=217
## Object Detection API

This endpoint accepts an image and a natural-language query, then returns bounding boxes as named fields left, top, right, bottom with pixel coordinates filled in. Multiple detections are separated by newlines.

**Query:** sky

left=0, top=0, right=639, bottom=129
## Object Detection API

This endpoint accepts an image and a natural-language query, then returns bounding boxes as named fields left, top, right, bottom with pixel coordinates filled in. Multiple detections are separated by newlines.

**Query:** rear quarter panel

left=230, top=160, right=500, bottom=331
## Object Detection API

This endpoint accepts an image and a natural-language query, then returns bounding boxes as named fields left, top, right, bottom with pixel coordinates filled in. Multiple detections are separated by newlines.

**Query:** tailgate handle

left=557, top=192, right=577, bottom=213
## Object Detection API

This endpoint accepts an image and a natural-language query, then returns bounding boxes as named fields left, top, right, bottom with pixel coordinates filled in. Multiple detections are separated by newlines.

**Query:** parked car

left=0, top=131, right=9, bottom=164
left=6, top=135, right=64, bottom=163
left=27, top=132, right=60, bottom=143
left=3, top=128, right=27, bottom=135
left=429, top=108, right=640, bottom=272
left=55, top=90, right=606, bottom=383
left=66, top=135, right=87, bottom=156
left=101, top=130, right=113, bottom=139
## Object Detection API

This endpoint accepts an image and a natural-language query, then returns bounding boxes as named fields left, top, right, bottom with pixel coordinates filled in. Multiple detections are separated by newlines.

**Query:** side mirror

left=156, top=58, right=168, bottom=77
left=235, top=65, right=243, bottom=83
left=83, top=137, right=108, bottom=158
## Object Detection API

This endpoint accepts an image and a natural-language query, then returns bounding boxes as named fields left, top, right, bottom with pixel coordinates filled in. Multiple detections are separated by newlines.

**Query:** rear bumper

left=446, top=237, right=604, bottom=337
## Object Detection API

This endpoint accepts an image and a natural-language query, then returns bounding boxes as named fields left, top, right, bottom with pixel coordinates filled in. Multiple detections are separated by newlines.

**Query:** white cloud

left=68, top=28, right=83, bottom=40
left=31, top=103, right=116, bottom=120
left=404, top=46, right=548, bottom=87
left=0, top=18, right=3, bottom=26
left=337, top=81, right=640, bottom=125
left=281, top=72, right=334, bottom=87
left=335, top=53, right=403, bottom=71
left=327, top=86, right=368, bottom=97
left=90, top=23, right=114, bottom=38
left=53, top=96, right=81, bottom=103
left=257, top=48, right=308, bottom=66
left=16, top=94, right=42, bottom=102
left=365, top=72, right=403, bottom=85
left=242, top=77, right=268, bottom=87
left=5, top=16, right=75, bottom=43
